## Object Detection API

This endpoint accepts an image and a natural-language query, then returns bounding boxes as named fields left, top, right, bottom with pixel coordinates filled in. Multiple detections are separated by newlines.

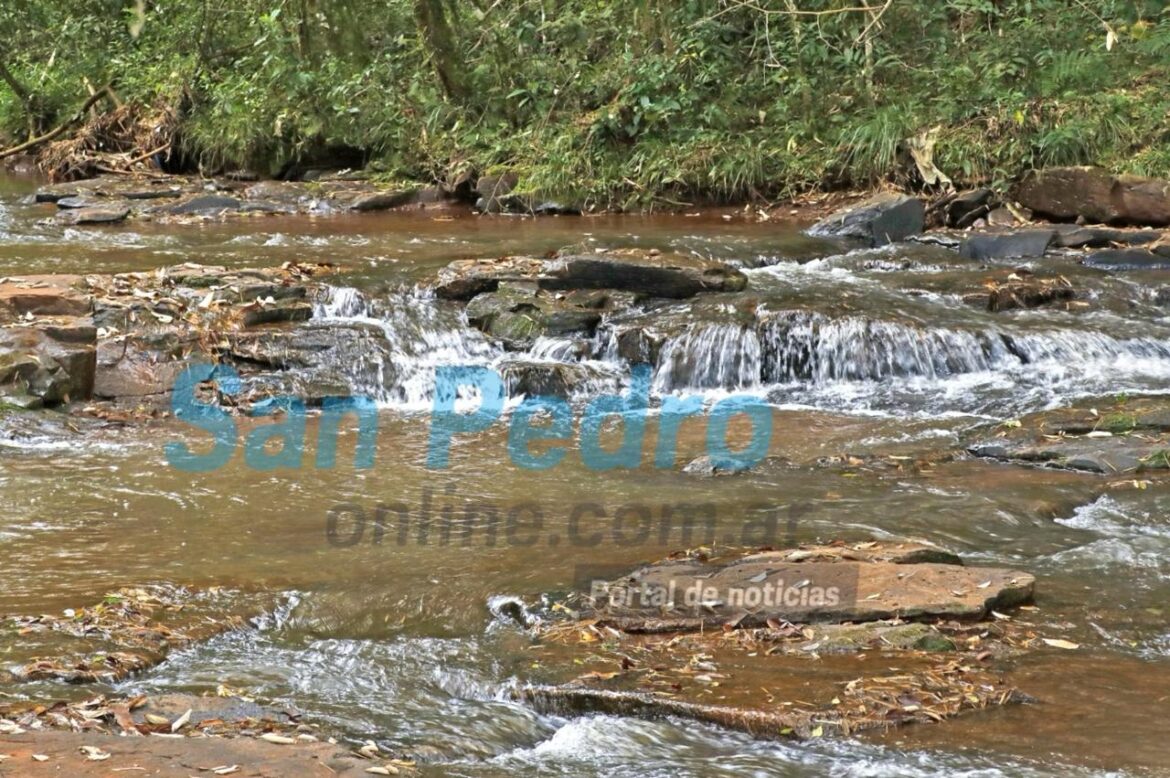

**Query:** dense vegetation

left=1, top=1, right=1169, bottom=207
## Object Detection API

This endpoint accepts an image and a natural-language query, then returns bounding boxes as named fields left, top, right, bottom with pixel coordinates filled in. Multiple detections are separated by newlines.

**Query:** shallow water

left=1, top=173, right=1169, bottom=775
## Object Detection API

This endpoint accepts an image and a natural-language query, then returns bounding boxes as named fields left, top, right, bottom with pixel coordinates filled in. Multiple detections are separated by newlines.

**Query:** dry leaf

left=260, top=733, right=296, bottom=745
left=1042, top=638, right=1080, bottom=650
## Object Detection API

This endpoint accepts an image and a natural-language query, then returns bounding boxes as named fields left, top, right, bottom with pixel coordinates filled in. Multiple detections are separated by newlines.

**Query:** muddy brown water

left=2, top=174, right=1170, bottom=775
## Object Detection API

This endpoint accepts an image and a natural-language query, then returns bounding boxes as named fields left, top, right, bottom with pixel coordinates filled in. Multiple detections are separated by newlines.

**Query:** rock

left=500, top=360, right=620, bottom=398
left=1014, top=166, right=1118, bottom=223
left=968, top=399, right=1170, bottom=474
left=986, top=206, right=1028, bottom=227
left=958, top=229, right=1056, bottom=261
left=161, top=194, right=242, bottom=216
left=738, top=541, right=964, bottom=567
left=436, top=250, right=747, bottom=302
left=1082, top=248, right=1170, bottom=271
left=682, top=455, right=751, bottom=476
left=540, top=250, right=748, bottom=298
left=1051, top=224, right=1164, bottom=249
left=0, top=278, right=90, bottom=320
left=515, top=665, right=1027, bottom=741
left=55, top=205, right=130, bottom=225
left=54, top=195, right=104, bottom=209
left=945, top=188, right=994, bottom=229
left=466, top=283, right=601, bottom=349
left=434, top=257, right=546, bottom=300
left=242, top=180, right=311, bottom=205
left=94, top=335, right=191, bottom=400
left=587, top=544, right=1033, bottom=631
left=808, top=193, right=926, bottom=247
left=241, top=300, right=314, bottom=327
left=348, top=189, right=417, bottom=212
left=475, top=172, right=519, bottom=214
left=976, top=279, right=1076, bottom=312
left=0, top=325, right=96, bottom=404
left=533, top=201, right=582, bottom=216
left=1015, top=167, right=1170, bottom=226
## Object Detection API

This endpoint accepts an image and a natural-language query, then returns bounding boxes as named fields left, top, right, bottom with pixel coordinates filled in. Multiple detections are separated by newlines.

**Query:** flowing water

left=2, top=174, right=1170, bottom=775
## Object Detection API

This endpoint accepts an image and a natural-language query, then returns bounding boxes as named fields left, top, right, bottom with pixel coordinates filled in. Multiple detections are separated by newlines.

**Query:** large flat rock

left=434, top=249, right=747, bottom=301
left=586, top=542, right=1033, bottom=631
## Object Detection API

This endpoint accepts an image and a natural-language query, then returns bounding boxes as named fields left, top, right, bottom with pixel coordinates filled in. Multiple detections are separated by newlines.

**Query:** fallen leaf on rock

left=171, top=708, right=191, bottom=732
left=79, top=745, right=110, bottom=761
left=1042, top=638, right=1081, bottom=650
left=259, top=733, right=296, bottom=745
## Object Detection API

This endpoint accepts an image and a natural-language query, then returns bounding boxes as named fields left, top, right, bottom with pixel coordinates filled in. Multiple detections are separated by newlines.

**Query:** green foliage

left=1, top=0, right=1169, bottom=205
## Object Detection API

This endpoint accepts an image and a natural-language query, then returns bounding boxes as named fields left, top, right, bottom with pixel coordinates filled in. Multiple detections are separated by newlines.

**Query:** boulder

left=93, top=334, right=191, bottom=400
left=348, top=189, right=417, bottom=212
left=808, top=193, right=926, bottom=246
left=958, top=229, right=1056, bottom=261
left=55, top=205, right=130, bottom=225
left=466, top=283, right=602, bottom=350
left=979, top=279, right=1076, bottom=312
left=475, top=172, right=519, bottom=214
left=0, top=325, right=96, bottom=404
left=944, top=188, right=994, bottom=229
left=968, top=399, right=1170, bottom=474
left=1015, top=167, right=1170, bottom=226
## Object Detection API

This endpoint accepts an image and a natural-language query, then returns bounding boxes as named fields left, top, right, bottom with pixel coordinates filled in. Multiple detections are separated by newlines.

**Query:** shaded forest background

left=1, top=0, right=1168, bottom=208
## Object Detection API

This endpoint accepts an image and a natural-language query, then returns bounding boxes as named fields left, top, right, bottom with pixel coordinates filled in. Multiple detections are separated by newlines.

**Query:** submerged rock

left=958, top=229, right=1056, bottom=261
left=968, top=397, right=1170, bottom=474
left=1082, top=247, right=1170, bottom=271
left=0, top=325, right=96, bottom=404
left=54, top=205, right=130, bottom=225
left=808, top=193, right=926, bottom=247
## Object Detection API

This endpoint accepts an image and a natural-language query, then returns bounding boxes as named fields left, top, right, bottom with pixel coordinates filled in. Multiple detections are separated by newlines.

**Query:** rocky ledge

left=809, top=166, right=1170, bottom=268
left=505, top=541, right=1065, bottom=741
left=0, top=262, right=339, bottom=411
left=968, top=396, right=1170, bottom=475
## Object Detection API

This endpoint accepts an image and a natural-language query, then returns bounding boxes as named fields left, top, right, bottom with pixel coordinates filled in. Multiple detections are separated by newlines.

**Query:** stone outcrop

left=0, top=263, right=336, bottom=409
left=1014, top=166, right=1170, bottom=226
left=969, top=397, right=1170, bottom=474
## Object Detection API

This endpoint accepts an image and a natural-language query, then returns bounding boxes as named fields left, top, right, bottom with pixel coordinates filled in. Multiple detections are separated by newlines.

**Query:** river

left=1, top=174, right=1169, bottom=775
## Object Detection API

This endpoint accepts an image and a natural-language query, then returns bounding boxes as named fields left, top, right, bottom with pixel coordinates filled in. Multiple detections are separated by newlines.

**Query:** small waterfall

left=759, top=311, right=1012, bottom=383
left=313, top=286, right=501, bottom=408
left=652, top=323, right=762, bottom=392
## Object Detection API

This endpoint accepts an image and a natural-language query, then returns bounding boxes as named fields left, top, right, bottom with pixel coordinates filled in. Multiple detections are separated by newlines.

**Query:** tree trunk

left=414, top=0, right=468, bottom=101
left=0, top=57, right=40, bottom=137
